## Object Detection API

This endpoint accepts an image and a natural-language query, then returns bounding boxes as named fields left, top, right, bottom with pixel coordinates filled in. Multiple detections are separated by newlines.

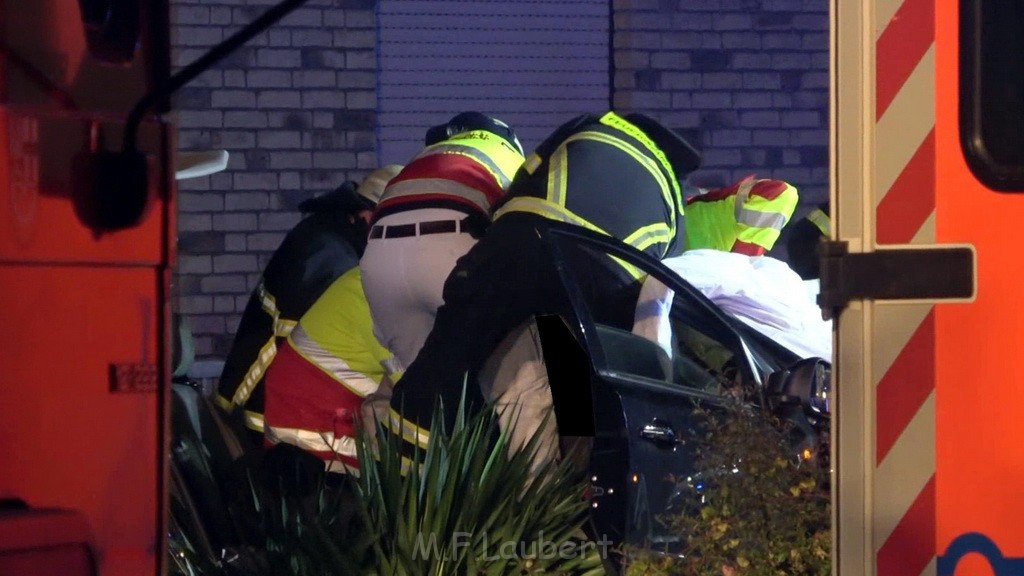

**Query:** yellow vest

left=289, top=267, right=397, bottom=393
left=685, top=178, right=799, bottom=253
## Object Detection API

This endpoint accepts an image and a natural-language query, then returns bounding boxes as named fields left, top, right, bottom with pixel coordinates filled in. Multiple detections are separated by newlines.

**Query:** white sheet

left=634, top=250, right=832, bottom=361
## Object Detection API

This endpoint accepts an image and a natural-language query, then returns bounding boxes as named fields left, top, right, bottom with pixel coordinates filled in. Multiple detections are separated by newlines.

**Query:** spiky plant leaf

left=354, top=384, right=608, bottom=576
left=169, top=379, right=607, bottom=575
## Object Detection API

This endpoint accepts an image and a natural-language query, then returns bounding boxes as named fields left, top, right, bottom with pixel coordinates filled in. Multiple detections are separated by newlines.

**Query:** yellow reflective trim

left=743, top=182, right=798, bottom=219
left=258, top=282, right=295, bottom=338
left=494, top=197, right=646, bottom=280
left=495, top=196, right=603, bottom=232
left=244, top=410, right=265, bottom=433
left=419, top=147, right=512, bottom=190
left=623, top=222, right=672, bottom=253
left=741, top=182, right=799, bottom=246
left=214, top=394, right=234, bottom=412
left=275, top=318, right=297, bottom=338
left=598, top=112, right=683, bottom=212
left=292, top=268, right=393, bottom=391
left=567, top=131, right=671, bottom=208
left=523, top=153, right=542, bottom=175
left=258, top=282, right=277, bottom=317
left=686, top=180, right=798, bottom=253
left=231, top=336, right=278, bottom=407
left=614, top=258, right=647, bottom=281
left=807, top=207, right=831, bottom=235
left=383, top=407, right=431, bottom=450
left=560, top=130, right=677, bottom=252
left=446, top=130, right=526, bottom=178
left=548, top=146, right=568, bottom=207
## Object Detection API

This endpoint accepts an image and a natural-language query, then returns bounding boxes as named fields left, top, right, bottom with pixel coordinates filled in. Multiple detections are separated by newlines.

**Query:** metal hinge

left=817, top=240, right=976, bottom=320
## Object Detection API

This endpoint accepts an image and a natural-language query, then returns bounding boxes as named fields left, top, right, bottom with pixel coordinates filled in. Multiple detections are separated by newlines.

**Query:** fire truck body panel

left=0, top=1, right=172, bottom=574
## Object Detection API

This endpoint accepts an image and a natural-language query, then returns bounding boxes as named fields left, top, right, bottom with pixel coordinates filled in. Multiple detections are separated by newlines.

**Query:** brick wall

left=171, top=0, right=378, bottom=363
left=171, top=0, right=829, bottom=365
left=612, top=0, right=829, bottom=207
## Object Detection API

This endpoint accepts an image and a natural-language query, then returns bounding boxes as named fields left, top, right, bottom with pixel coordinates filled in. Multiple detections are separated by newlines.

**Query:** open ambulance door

left=831, top=0, right=1024, bottom=574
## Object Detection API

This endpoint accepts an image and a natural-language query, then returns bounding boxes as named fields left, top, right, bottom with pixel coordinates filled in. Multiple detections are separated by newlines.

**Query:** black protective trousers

left=389, top=211, right=641, bottom=438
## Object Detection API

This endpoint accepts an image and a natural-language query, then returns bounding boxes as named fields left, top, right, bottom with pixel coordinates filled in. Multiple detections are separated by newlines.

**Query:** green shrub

left=625, top=407, right=831, bottom=576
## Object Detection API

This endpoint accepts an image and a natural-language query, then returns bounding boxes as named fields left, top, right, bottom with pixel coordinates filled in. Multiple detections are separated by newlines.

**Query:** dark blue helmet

left=425, top=111, right=524, bottom=156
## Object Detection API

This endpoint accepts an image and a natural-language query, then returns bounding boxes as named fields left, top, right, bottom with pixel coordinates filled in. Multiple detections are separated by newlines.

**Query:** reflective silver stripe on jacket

left=289, top=324, right=380, bottom=397
left=265, top=424, right=358, bottom=468
left=378, top=178, right=493, bottom=215
left=416, top=143, right=515, bottom=188
left=732, top=178, right=788, bottom=231
left=736, top=208, right=788, bottom=230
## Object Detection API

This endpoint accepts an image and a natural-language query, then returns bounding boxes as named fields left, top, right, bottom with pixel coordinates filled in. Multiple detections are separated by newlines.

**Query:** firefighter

left=215, top=165, right=403, bottom=441
left=261, top=265, right=398, bottom=472
left=260, top=108, right=524, bottom=471
left=684, top=175, right=800, bottom=255
left=359, top=112, right=525, bottom=373
left=373, top=111, right=701, bottom=455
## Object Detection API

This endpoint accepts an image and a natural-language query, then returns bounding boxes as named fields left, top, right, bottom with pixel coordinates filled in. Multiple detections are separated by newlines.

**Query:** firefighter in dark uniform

left=378, top=111, right=701, bottom=450
left=216, top=166, right=401, bottom=441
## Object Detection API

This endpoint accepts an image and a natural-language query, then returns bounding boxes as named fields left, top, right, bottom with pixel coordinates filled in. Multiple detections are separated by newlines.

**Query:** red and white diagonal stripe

left=873, top=0, right=937, bottom=574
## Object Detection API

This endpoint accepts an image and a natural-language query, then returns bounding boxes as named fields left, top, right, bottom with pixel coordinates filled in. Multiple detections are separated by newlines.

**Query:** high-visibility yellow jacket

left=263, top=267, right=396, bottom=472
left=684, top=176, right=799, bottom=256
left=371, top=129, right=525, bottom=223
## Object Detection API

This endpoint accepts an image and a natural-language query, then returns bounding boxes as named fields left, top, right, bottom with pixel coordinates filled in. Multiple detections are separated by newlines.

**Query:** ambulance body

left=833, top=0, right=1022, bottom=574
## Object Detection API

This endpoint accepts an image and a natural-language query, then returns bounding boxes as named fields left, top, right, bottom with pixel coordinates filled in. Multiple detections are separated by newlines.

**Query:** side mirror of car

left=766, top=357, right=831, bottom=421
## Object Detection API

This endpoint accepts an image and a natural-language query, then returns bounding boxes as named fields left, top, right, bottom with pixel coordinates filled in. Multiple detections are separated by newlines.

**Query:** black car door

left=540, top=223, right=770, bottom=550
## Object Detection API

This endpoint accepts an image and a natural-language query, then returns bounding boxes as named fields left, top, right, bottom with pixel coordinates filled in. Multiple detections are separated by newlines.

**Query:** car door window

left=542, top=222, right=758, bottom=397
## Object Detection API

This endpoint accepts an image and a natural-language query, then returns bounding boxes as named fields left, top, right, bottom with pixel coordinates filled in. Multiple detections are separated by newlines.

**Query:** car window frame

left=540, top=221, right=764, bottom=392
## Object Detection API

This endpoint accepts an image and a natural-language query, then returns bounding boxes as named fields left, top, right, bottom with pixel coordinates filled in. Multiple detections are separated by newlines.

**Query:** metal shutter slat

left=377, top=0, right=610, bottom=165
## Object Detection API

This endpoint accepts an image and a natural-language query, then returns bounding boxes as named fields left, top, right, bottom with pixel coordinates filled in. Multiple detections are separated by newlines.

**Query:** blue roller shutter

left=377, top=0, right=610, bottom=164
